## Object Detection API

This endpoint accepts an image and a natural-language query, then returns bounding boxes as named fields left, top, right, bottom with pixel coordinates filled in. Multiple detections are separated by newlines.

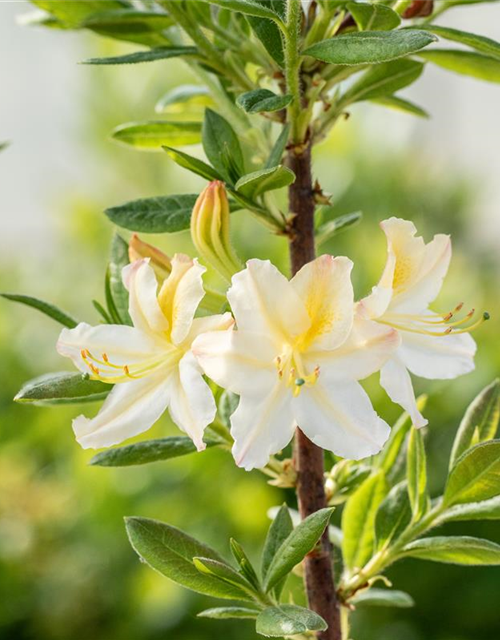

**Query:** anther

left=102, top=353, right=109, bottom=363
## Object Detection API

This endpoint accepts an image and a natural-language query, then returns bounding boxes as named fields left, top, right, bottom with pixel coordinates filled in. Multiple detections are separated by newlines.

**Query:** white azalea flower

left=57, top=256, right=233, bottom=450
left=358, top=217, right=481, bottom=428
left=193, top=256, right=399, bottom=470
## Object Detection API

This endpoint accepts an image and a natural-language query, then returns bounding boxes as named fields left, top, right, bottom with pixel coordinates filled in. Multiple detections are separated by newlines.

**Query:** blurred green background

left=1, top=5, right=500, bottom=640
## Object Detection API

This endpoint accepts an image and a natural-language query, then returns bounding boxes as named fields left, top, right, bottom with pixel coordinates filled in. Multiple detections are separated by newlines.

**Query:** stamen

left=446, top=312, right=490, bottom=335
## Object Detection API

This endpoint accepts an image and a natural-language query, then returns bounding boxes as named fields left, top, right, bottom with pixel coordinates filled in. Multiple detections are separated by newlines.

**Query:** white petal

left=307, top=317, right=400, bottom=382
left=292, top=380, right=390, bottom=460
left=193, top=329, right=277, bottom=397
left=57, top=322, right=161, bottom=376
left=184, top=312, right=234, bottom=343
left=357, top=251, right=396, bottom=319
left=158, top=254, right=206, bottom=345
left=399, top=330, right=476, bottom=380
left=72, top=371, right=171, bottom=449
left=167, top=351, right=216, bottom=451
left=291, top=255, right=354, bottom=350
left=231, top=385, right=295, bottom=471
left=380, top=357, right=428, bottom=428
left=228, top=259, right=310, bottom=342
left=122, top=260, right=169, bottom=334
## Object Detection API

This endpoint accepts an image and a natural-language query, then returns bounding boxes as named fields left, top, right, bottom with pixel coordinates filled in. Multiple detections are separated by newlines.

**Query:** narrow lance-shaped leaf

left=84, top=46, right=199, bottom=66
left=402, top=536, right=500, bottom=565
left=316, top=211, right=362, bottom=246
left=112, top=121, right=202, bottom=151
left=418, top=50, right=500, bottom=83
left=202, top=109, right=244, bottom=184
left=193, top=557, right=258, bottom=600
left=264, top=124, right=290, bottom=169
left=235, top=165, right=295, bottom=199
left=15, top=372, right=109, bottom=405
left=207, top=0, right=285, bottom=25
left=443, top=440, right=500, bottom=506
left=108, top=234, right=132, bottom=326
left=351, top=588, right=415, bottom=608
left=450, top=379, right=500, bottom=469
left=407, top=427, right=428, bottom=519
left=261, top=504, right=293, bottom=599
left=264, top=508, right=334, bottom=592
left=304, top=30, right=436, bottom=66
left=375, top=482, right=412, bottom=550
left=438, top=495, right=500, bottom=523
left=236, top=89, right=292, bottom=114
left=0, top=293, right=78, bottom=328
left=229, top=539, right=261, bottom=590
left=256, top=605, right=327, bottom=638
left=106, top=194, right=198, bottom=234
left=163, top=146, right=224, bottom=182
left=347, top=2, right=401, bottom=31
left=371, top=95, right=429, bottom=119
left=198, top=607, right=259, bottom=620
left=342, top=471, right=388, bottom=570
left=31, top=0, right=127, bottom=27
left=415, top=26, right=500, bottom=60
left=125, top=517, right=253, bottom=600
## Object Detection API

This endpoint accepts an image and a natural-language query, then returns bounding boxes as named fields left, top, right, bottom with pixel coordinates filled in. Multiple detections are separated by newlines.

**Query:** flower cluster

left=57, top=185, right=482, bottom=471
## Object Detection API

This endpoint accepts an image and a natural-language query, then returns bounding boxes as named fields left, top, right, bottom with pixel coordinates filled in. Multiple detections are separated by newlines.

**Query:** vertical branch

left=284, top=2, right=342, bottom=639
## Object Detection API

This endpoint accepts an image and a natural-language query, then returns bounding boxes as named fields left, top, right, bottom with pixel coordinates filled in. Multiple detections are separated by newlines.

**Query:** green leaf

left=340, top=59, right=424, bottom=105
left=105, top=194, right=198, bottom=233
left=264, top=508, right=334, bottom=592
left=316, top=211, right=362, bottom=245
left=108, top=234, right=132, bottom=325
left=31, top=0, right=127, bottom=27
left=407, top=427, right=428, bottom=519
left=112, top=121, right=202, bottom=151
left=264, top=124, right=290, bottom=169
left=347, top=2, right=401, bottom=31
left=1, top=293, right=78, bottom=328
left=84, top=46, right=198, bottom=65
left=202, top=109, right=244, bottom=183
left=439, top=496, right=500, bottom=523
left=375, top=482, right=412, bottom=550
left=14, top=372, right=109, bottom=405
left=402, top=536, right=500, bottom=565
left=450, top=380, right=500, bottom=469
left=342, top=471, right=388, bottom=570
left=89, top=436, right=218, bottom=467
left=262, top=505, right=294, bottom=580
left=418, top=50, right=500, bottom=83
left=236, top=89, right=292, bottom=113
left=229, top=539, right=261, bottom=590
left=256, top=605, right=327, bottom=638
left=198, top=607, right=259, bottom=619
left=219, top=390, right=240, bottom=428
left=235, top=165, right=295, bottom=198
left=247, top=4, right=285, bottom=67
left=371, top=95, right=429, bottom=118
left=417, top=26, right=500, bottom=60
left=304, top=30, right=436, bottom=66
left=193, top=557, right=257, bottom=599
left=207, top=0, right=284, bottom=24
left=163, top=147, right=224, bottom=181
left=444, top=440, right=500, bottom=506
left=82, top=8, right=173, bottom=31
left=156, top=85, right=211, bottom=114
left=351, top=588, right=414, bottom=608
left=125, top=517, right=251, bottom=599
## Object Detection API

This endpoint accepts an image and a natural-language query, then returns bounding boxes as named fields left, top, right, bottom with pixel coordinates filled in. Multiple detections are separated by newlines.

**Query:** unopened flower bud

left=128, top=234, right=172, bottom=283
left=190, top=181, right=243, bottom=281
left=401, top=0, right=433, bottom=18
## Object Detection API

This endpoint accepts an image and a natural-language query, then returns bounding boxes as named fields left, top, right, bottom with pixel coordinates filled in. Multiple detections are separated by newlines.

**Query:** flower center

left=381, top=302, right=489, bottom=337
left=275, top=348, right=320, bottom=397
left=80, top=349, right=178, bottom=383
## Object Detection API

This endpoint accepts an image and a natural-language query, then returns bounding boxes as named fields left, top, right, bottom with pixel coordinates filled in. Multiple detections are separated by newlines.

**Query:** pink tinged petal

left=193, top=330, right=277, bottom=398
left=122, top=260, right=169, bottom=334
left=158, top=255, right=206, bottom=346
left=307, top=317, right=400, bottom=382
left=228, top=259, right=310, bottom=341
left=398, top=330, right=476, bottom=380
left=291, top=255, right=354, bottom=351
left=231, top=385, right=295, bottom=471
left=72, top=372, right=171, bottom=449
left=292, top=380, right=390, bottom=460
left=57, top=322, right=161, bottom=376
left=380, top=357, right=428, bottom=428
left=167, top=352, right=216, bottom=451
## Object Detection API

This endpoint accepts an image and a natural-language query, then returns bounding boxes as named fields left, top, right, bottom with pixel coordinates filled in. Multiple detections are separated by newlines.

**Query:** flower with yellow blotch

left=193, top=256, right=400, bottom=470
left=358, top=218, right=484, bottom=428
left=57, top=256, right=233, bottom=450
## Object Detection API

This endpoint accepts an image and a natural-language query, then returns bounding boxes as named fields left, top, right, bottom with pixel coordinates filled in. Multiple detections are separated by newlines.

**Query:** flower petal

left=380, top=357, right=428, bottom=428
left=167, top=351, right=216, bottom=451
left=399, top=330, right=476, bottom=380
left=184, top=312, right=234, bottom=343
left=357, top=250, right=396, bottom=319
left=122, top=259, right=170, bottom=334
left=228, top=259, right=310, bottom=342
left=306, top=317, right=400, bottom=382
left=231, top=385, right=295, bottom=471
left=291, top=255, right=354, bottom=350
left=158, top=254, right=206, bottom=345
left=193, top=329, right=277, bottom=398
left=292, top=380, right=390, bottom=460
left=57, top=322, right=161, bottom=376
left=72, top=371, right=171, bottom=449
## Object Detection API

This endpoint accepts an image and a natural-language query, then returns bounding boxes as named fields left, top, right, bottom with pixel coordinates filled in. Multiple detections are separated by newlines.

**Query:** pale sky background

left=0, top=1, right=499, bottom=258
